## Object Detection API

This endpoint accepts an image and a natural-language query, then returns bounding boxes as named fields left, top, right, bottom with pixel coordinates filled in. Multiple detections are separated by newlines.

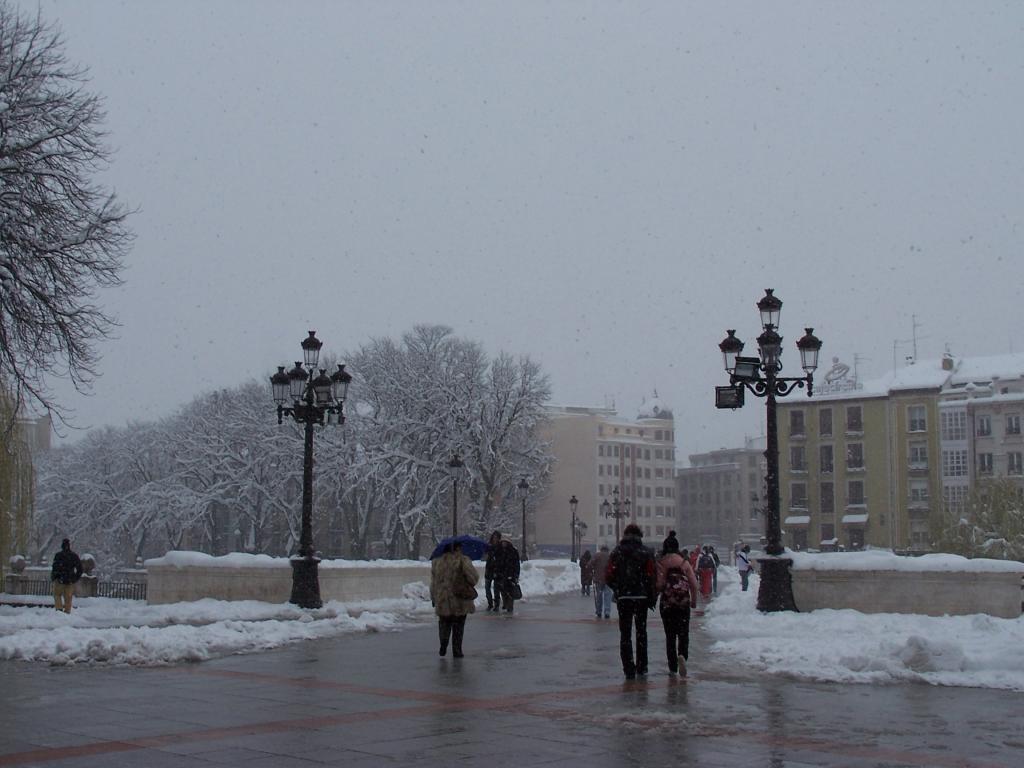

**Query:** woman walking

left=656, top=538, right=700, bottom=675
left=579, top=549, right=593, bottom=596
left=430, top=542, right=480, bottom=658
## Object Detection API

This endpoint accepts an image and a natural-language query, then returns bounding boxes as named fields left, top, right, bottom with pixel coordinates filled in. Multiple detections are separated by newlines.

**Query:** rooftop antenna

left=852, top=353, right=869, bottom=382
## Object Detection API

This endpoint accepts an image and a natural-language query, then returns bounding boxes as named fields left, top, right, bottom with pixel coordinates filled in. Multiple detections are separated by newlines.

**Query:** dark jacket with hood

left=606, top=535, right=656, bottom=603
left=51, top=542, right=83, bottom=585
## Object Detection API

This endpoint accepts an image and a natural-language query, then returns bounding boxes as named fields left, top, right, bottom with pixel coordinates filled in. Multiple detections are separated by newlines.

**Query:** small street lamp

left=716, top=289, right=822, bottom=612
left=270, top=331, right=352, bottom=609
left=448, top=452, right=464, bottom=536
left=602, top=486, right=630, bottom=542
left=518, top=477, right=530, bottom=561
left=569, top=495, right=579, bottom=562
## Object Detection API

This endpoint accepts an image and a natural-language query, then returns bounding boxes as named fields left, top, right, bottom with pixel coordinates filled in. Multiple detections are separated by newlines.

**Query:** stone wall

left=146, top=563, right=432, bottom=605
left=791, top=568, right=1023, bottom=618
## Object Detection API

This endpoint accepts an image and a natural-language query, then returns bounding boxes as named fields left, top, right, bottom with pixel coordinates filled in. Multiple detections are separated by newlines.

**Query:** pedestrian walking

left=737, top=544, right=754, bottom=592
left=697, top=546, right=715, bottom=600
left=50, top=538, right=83, bottom=614
left=660, top=530, right=679, bottom=558
left=430, top=542, right=480, bottom=658
left=484, top=531, right=502, bottom=611
left=656, top=538, right=700, bottom=675
left=710, top=546, right=721, bottom=594
left=606, top=524, right=656, bottom=679
left=579, top=549, right=593, bottom=596
left=494, top=539, right=521, bottom=613
left=591, top=544, right=612, bottom=618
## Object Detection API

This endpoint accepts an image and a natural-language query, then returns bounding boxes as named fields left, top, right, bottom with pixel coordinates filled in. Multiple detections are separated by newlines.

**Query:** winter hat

left=61, top=539, right=71, bottom=550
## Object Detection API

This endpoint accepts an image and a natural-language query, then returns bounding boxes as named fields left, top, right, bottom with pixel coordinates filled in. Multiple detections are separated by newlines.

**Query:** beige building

left=535, top=398, right=677, bottom=555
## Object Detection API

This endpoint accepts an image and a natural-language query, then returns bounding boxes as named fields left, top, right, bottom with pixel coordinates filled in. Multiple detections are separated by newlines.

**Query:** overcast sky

left=30, top=0, right=1024, bottom=458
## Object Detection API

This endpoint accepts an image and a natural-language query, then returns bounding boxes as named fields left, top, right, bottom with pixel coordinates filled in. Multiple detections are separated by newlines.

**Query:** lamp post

left=517, top=477, right=530, bottom=561
left=716, top=289, right=822, bottom=612
left=569, top=495, right=579, bottom=562
left=575, top=520, right=588, bottom=556
left=448, top=452, right=464, bottom=536
left=270, top=331, right=352, bottom=609
left=602, top=486, right=631, bottom=542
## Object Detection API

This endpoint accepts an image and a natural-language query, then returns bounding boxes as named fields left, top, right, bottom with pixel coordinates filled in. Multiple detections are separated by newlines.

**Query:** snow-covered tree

left=932, top=477, right=1024, bottom=561
left=0, top=2, right=131, bottom=424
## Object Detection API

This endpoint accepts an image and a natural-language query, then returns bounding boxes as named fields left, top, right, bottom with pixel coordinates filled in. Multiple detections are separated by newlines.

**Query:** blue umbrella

left=430, top=534, right=489, bottom=561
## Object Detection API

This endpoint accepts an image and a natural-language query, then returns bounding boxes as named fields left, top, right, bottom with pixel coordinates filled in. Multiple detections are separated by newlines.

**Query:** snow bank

left=145, top=551, right=427, bottom=569
left=790, top=549, right=1024, bottom=573
left=704, top=567, right=1024, bottom=691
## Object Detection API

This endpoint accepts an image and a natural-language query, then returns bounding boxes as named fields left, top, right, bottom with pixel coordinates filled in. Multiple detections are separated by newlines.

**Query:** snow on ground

left=0, top=560, right=579, bottom=667
left=704, top=566, right=1024, bottom=692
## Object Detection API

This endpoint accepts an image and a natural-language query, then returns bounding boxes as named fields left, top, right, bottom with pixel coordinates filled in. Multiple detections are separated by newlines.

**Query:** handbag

left=453, top=578, right=478, bottom=601
left=509, top=580, right=523, bottom=600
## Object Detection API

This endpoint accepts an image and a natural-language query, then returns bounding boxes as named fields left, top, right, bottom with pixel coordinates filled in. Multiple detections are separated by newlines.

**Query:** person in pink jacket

left=656, top=538, right=700, bottom=675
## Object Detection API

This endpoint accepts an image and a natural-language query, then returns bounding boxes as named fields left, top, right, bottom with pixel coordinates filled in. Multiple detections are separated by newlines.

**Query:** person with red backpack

left=656, top=538, right=700, bottom=675
left=605, top=524, right=656, bottom=679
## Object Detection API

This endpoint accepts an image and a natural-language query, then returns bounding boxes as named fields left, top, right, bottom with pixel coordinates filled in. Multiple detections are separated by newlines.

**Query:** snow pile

left=517, top=560, right=580, bottom=597
left=703, top=568, right=1024, bottom=691
left=146, top=551, right=427, bottom=569
left=789, top=549, right=1024, bottom=573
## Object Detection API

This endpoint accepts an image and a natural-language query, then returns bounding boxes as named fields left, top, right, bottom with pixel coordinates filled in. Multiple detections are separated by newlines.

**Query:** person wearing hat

left=50, top=538, right=83, bottom=613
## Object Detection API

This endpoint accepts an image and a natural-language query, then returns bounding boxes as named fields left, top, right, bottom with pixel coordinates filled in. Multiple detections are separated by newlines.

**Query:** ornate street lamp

left=518, top=477, right=530, bottom=561
left=270, top=331, right=352, bottom=609
left=448, top=452, right=464, bottom=536
left=603, top=485, right=629, bottom=542
left=716, top=290, right=822, bottom=612
left=569, top=495, right=579, bottom=562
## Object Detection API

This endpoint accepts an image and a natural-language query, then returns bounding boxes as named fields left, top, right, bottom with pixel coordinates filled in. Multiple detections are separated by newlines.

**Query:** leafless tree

left=0, top=3, right=131, bottom=425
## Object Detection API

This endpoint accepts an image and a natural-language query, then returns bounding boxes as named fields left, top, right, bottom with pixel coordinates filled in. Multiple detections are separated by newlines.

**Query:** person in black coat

left=606, top=524, right=656, bottom=678
left=50, top=538, right=83, bottom=613
left=493, top=539, right=521, bottom=613
left=483, top=531, right=503, bottom=611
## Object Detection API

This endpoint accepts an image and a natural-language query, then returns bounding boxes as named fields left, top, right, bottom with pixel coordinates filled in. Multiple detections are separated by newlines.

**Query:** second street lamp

left=716, top=289, right=822, bottom=612
left=448, top=452, right=464, bottom=536
left=270, top=331, right=352, bottom=609
left=569, top=495, right=579, bottom=562
left=518, top=477, right=530, bottom=561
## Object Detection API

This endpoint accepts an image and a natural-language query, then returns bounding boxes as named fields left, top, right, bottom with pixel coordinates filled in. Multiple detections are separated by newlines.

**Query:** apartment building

left=676, top=438, right=766, bottom=550
left=535, top=397, right=677, bottom=554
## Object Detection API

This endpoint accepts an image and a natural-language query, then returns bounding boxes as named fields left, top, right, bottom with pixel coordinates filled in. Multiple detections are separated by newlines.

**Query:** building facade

left=676, top=438, right=766, bottom=552
left=535, top=398, right=677, bottom=554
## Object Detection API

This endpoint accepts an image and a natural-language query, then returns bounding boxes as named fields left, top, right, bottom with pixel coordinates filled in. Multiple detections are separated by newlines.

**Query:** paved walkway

left=1, top=592, right=1022, bottom=767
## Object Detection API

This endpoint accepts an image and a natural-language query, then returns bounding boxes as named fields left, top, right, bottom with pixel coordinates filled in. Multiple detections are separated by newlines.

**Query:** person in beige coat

left=430, top=542, right=480, bottom=658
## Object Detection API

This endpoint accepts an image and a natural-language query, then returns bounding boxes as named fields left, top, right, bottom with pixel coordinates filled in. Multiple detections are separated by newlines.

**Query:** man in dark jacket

left=50, top=538, right=83, bottom=613
left=484, top=531, right=502, bottom=611
left=493, top=539, right=521, bottom=613
left=606, top=524, right=656, bottom=678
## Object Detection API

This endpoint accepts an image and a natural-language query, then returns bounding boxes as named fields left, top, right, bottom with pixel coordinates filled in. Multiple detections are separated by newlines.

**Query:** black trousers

left=438, top=615, right=467, bottom=654
left=659, top=605, right=691, bottom=671
left=617, top=599, right=649, bottom=675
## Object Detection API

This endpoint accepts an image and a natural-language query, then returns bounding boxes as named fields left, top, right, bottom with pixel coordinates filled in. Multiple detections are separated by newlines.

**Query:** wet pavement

left=1, top=592, right=1022, bottom=767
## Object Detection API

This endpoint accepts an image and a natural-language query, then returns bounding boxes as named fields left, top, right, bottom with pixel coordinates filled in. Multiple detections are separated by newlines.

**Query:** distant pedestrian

left=591, top=544, right=612, bottom=618
left=50, top=538, right=83, bottom=614
left=660, top=530, right=679, bottom=558
left=697, top=546, right=715, bottom=600
left=737, top=544, right=754, bottom=592
left=579, top=549, right=593, bottom=596
left=494, top=539, right=521, bottom=613
left=606, top=524, right=656, bottom=679
left=484, top=531, right=502, bottom=611
left=710, top=546, right=721, bottom=594
left=656, top=537, right=700, bottom=675
left=430, top=542, right=480, bottom=658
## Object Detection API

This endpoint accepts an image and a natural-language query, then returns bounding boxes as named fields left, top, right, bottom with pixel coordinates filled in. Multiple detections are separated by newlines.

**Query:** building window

left=977, top=415, right=991, bottom=437
left=846, top=443, right=864, bottom=470
left=598, top=444, right=605, bottom=457
left=820, top=482, right=834, bottom=514
left=847, top=480, right=865, bottom=506
left=978, top=453, right=994, bottom=475
left=908, top=405, right=927, bottom=433
left=790, top=446, right=806, bottom=472
left=1007, top=415, right=1021, bottom=436
left=942, top=449, right=968, bottom=477
left=820, top=523, right=835, bottom=541
left=846, top=405, right=863, bottom=433
left=790, top=410, right=805, bottom=437
left=598, top=465, right=604, bottom=476
left=909, top=480, right=929, bottom=504
left=909, top=441, right=928, bottom=469
left=944, top=485, right=968, bottom=516
left=820, top=445, right=834, bottom=473
left=941, top=410, right=966, bottom=441
left=820, top=408, right=833, bottom=437
left=1008, top=452, right=1023, bottom=475
left=655, top=430, right=663, bottom=440
left=790, top=482, right=807, bottom=509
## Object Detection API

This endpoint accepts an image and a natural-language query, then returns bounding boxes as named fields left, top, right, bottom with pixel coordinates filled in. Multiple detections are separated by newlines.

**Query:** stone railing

left=787, top=551, right=1024, bottom=618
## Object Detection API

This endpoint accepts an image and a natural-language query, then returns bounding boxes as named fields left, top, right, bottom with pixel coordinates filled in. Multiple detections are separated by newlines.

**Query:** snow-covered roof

left=784, top=515, right=810, bottom=525
left=637, top=391, right=674, bottom=420
left=841, top=513, right=869, bottom=525
left=948, top=352, right=1024, bottom=386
